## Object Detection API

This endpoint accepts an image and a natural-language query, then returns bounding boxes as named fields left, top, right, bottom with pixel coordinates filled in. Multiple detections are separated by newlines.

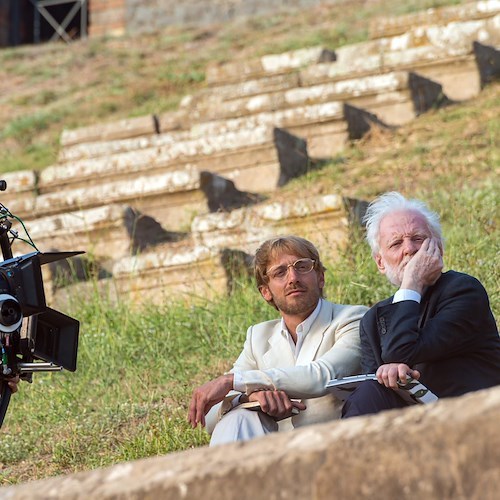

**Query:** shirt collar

left=280, top=298, right=322, bottom=337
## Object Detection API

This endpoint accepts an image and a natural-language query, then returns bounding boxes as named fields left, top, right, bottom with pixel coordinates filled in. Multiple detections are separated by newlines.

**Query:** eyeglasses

left=266, top=258, right=316, bottom=281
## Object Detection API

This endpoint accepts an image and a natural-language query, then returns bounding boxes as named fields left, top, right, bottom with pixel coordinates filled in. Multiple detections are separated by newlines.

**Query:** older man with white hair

left=342, top=192, right=500, bottom=418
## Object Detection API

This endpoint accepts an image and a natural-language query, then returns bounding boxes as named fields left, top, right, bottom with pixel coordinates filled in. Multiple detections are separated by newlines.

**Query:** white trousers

left=209, top=407, right=279, bottom=446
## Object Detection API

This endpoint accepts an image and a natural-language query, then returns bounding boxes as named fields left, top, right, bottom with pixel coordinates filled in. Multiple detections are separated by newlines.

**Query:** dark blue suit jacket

left=360, top=270, right=500, bottom=398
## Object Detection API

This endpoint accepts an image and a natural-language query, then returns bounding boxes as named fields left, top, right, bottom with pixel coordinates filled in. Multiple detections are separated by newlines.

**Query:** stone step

left=303, top=16, right=499, bottom=101
left=34, top=167, right=204, bottom=231
left=191, top=192, right=353, bottom=263
left=0, top=170, right=37, bottom=216
left=54, top=123, right=273, bottom=171
left=35, top=168, right=270, bottom=232
left=59, top=114, right=161, bottom=147
left=80, top=191, right=356, bottom=307
left=110, top=244, right=234, bottom=305
left=214, top=106, right=349, bottom=160
left=43, top=104, right=348, bottom=198
left=50, top=242, right=255, bottom=309
left=59, top=99, right=346, bottom=166
left=368, top=0, right=500, bottom=40
left=46, top=191, right=360, bottom=308
left=188, top=69, right=457, bottom=131
left=58, top=125, right=195, bottom=163
left=4, top=385, right=499, bottom=499
left=10, top=204, right=188, bottom=264
left=205, top=45, right=335, bottom=86
left=184, top=71, right=414, bottom=123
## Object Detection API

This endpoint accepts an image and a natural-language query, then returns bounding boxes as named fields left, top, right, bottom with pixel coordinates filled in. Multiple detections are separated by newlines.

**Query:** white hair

left=363, top=192, right=443, bottom=255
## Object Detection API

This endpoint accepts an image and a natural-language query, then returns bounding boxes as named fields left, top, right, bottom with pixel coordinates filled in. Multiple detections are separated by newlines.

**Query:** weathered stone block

left=301, top=15, right=499, bottom=101
left=4, top=385, right=500, bottom=499
left=12, top=204, right=187, bottom=262
left=369, top=0, right=500, bottom=39
left=0, top=170, right=37, bottom=218
left=191, top=192, right=351, bottom=263
left=111, top=243, right=227, bottom=304
left=43, top=126, right=273, bottom=193
left=60, top=115, right=158, bottom=147
left=185, top=71, right=411, bottom=123
left=58, top=130, right=190, bottom=163
left=206, top=46, right=334, bottom=85
left=35, top=168, right=205, bottom=231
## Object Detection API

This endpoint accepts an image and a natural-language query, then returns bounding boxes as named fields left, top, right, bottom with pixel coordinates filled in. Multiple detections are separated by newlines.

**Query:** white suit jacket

left=206, top=299, right=368, bottom=433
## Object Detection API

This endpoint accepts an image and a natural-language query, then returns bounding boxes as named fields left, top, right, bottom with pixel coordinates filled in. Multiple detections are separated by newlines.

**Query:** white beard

left=382, top=257, right=412, bottom=287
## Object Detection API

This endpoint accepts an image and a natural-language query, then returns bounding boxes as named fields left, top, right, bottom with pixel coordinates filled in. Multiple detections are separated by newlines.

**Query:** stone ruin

left=1, top=0, right=498, bottom=309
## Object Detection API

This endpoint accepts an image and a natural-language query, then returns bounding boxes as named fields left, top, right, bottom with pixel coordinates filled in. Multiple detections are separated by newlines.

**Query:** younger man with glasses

left=189, top=235, right=367, bottom=445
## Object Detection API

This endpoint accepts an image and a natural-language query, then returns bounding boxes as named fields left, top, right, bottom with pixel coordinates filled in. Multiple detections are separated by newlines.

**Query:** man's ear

left=317, top=270, right=325, bottom=289
left=375, top=253, right=386, bottom=274
left=259, top=285, right=272, bottom=302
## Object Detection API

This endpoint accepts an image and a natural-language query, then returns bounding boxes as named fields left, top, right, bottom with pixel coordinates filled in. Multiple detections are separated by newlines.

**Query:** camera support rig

left=0, top=180, right=83, bottom=427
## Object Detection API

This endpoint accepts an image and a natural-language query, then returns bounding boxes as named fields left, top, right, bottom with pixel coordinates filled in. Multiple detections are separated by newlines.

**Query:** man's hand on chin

left=188, top=374, right=234, bottom=429
left=401, top=238, right=443, bottom=294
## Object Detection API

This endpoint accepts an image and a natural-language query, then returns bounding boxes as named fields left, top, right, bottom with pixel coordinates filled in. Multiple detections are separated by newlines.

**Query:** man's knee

left=210, top=408, right=278, bottom=446
left=342, top=380, right=408, bottom=418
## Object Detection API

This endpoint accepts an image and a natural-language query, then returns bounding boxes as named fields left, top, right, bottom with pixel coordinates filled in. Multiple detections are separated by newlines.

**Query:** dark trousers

left=341, top=380, right=410, bottom=418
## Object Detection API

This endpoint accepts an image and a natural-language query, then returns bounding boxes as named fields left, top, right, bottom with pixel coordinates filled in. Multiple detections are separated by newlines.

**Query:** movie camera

left=0, top=180, right=82, bottom=427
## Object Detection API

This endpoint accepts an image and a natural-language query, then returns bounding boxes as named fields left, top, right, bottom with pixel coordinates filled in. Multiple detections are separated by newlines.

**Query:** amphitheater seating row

left=3, top=0, right=498, bottom=306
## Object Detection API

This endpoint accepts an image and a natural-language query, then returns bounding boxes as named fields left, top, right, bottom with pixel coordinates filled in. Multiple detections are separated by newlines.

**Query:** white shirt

left=393, top=288, right=422, bottom=303
left=232, top=299, right=323, bottom=395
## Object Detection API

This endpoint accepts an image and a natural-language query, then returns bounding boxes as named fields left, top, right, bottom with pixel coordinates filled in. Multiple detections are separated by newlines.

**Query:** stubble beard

left=272, top=286, right=321, bottom=316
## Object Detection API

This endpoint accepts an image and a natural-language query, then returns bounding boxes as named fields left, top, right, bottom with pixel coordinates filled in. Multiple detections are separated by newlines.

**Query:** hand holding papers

left=326, top=374, right=438, bottom=404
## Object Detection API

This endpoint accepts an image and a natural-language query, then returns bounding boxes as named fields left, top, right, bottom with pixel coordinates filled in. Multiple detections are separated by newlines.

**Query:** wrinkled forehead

left=379, top=210, right=432, bottom=239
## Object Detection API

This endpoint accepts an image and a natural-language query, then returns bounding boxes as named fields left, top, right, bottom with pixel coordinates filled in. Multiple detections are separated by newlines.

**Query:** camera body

left=0, top=251, right=81, bottom=375
left=0, top=181, right=83, bottom=427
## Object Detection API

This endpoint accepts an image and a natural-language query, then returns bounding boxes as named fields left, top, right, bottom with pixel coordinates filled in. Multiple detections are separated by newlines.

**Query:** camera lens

left=0, top=294, right=22, bottom=332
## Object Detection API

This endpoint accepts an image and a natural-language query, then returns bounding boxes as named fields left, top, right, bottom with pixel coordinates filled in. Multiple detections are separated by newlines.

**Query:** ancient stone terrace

left=368, top=0, right=500, bottom=39
left=48, top=192, right=356, bottom=307
left=2, top=384, right=500, bottom=499
left=3, top=0, right=498, bottom=307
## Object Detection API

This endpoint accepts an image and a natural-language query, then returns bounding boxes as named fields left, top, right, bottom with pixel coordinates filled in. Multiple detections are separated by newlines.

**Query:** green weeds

left=0, top=180, right=497, bottom=485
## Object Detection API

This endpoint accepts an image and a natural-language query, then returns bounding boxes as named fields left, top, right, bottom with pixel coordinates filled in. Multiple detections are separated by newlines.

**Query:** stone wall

left=88, top=0, right=126, bottom=38
left=88, top=0, right=344, bottom=38
left=2, top=385, right=500, bottom=499
left=125, top=0, right=343, bottom=33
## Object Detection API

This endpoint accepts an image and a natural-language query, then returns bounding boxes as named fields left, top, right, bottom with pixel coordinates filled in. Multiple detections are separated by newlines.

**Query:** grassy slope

left=0, top=0, right=498, bottom=486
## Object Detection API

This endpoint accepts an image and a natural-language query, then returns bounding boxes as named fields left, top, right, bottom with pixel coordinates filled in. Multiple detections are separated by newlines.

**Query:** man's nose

left=402, top=239, right=418, bottom=255
left=287, top=266, right=300, bottom=281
